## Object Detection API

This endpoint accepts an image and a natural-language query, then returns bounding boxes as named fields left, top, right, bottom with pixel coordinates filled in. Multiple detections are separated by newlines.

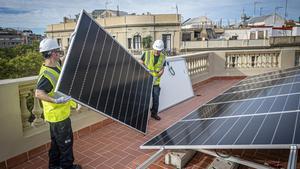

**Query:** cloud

left=0, top=0, right=299, bottom=34
left=0, top=7, right=30, bottom=14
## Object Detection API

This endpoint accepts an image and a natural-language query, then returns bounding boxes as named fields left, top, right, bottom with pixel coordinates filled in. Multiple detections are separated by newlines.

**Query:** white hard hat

left=152, top=40, right=164, bottom=51
left=39, top=38, right=60, bottom=52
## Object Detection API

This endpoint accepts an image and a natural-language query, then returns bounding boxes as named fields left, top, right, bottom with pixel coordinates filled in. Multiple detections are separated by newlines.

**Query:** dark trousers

left=49, top=118, right=74, bottom=169
left=151, top=85, right=161, bottom=115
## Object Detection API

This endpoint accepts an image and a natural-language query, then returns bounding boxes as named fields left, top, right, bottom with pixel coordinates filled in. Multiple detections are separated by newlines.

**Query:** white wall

left=265, top=15, right=285, bottom=27
left=224, top=29, right=250, bottom=40
left=250, top=27, right=271, bottom=39
left=293, top=27, right=300, bottom=36
left=271, top=29, right=292, bottom=36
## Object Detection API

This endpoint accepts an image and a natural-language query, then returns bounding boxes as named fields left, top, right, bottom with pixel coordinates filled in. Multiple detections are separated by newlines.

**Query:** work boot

left=71, top=164, right=82, bottom=169
left=151, top=114, right=161, bottom=120
left=49, top=167, right=62, bottom=169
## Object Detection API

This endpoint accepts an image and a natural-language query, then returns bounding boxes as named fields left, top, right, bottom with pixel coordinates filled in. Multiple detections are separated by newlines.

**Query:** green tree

left=0, top=41, right=43, bottom=79
left=7, top=51, right=43, bottom=79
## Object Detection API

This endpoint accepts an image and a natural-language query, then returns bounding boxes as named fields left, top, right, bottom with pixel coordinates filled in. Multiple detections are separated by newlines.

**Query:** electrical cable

left=166, top=61, right=175, bottom=76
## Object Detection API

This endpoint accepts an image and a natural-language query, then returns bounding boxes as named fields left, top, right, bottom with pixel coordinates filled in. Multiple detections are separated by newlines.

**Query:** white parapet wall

left=0, top=76, right=106, bottom=162
left=180, top=47, right=300, bottom=84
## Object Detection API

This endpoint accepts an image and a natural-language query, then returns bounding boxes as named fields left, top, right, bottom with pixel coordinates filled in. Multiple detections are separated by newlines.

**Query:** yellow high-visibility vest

left=37, top=63, right=76, bottom=122
left=144, top=50, right=166, bottom=85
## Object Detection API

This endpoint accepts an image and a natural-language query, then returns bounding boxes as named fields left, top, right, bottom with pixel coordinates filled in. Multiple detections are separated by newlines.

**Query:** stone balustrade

left=0, top=76, right=106, bottom=163
left=225, top=51, right=280, bottom=69
left=184, top=53, right=209, bottom=76
left=176, top=47, right=298, bottom=84
left=18, top=77, right=46, bottom=129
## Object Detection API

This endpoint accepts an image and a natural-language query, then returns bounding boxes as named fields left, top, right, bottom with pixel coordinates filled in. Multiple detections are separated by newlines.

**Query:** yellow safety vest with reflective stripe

left=37, top=63, right=76, bottom=122
left=144, top=50, right=166, bottom=85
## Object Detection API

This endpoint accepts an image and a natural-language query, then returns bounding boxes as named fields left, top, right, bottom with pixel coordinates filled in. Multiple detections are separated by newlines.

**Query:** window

left=133, top=35, right=141, bottom=49
left=257, top=31, right=264, bottom=39
left=182, top=33, right=191, bottom=41
left=194, top=31, right=200, bottom=39
left=250, top=32, right=256, bottom=40
left=57, top=38, right=62, bottom=47
left=162, top=34, right=171, bottom=51
left=128, top=38, right=132, bottom=49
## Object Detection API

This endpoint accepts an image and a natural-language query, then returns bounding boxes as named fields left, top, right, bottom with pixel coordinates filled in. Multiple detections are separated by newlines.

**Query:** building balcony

left=0, top=47, right=299, bottom=169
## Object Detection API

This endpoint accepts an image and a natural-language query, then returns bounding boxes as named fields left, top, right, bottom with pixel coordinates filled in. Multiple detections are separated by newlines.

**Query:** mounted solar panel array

left=141, top=66, right=300, bottom=149
left=56, top=10, right=153, bottom=133
left=235, top=66, right=300, bottom=86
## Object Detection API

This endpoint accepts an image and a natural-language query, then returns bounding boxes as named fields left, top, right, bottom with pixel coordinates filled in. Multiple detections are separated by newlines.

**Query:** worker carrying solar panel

left=35, top=38, right=82, bottom=169
left=139, top=39, right=166, bottom=121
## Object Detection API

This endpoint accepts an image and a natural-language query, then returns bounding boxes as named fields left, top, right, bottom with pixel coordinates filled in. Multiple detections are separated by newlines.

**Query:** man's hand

left=157, top=68, right=164, bottom=77
left=138, top=59, right=144, bottom=65
left=54, top=96, right=71, bottom=104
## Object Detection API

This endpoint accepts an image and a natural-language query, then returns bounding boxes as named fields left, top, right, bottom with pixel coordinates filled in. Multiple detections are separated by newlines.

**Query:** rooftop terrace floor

left=12, top=78, right=296, bottom=169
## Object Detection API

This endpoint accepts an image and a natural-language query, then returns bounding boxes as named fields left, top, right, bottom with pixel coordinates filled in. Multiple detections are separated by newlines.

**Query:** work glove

left=76, top=104, right=82, bottom=112
left=54, top=96, right=71, bottom=104
left=153, top=77, right=158, bottom=82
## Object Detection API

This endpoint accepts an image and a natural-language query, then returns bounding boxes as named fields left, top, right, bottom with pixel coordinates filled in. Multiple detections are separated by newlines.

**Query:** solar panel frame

left=235, top=66, right=300, bottom=86
left=183, top=94, right=300, bottom=120
left=225, top=75, right=300, bottom=94
left=207, top=83, right=300, bottom=105
left=141, top=66, right=300, bottom=150
left=55, top=10, right=152, bottom=134
left=141, top=111, right=300, bottom=149
left=234, top=70, right=300, bottom=87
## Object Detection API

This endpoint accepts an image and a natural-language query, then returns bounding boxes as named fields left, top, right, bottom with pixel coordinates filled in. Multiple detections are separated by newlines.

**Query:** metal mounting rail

left=287, top=145, right=298, bottom=169
left=197, top=149, right=274, bottom=169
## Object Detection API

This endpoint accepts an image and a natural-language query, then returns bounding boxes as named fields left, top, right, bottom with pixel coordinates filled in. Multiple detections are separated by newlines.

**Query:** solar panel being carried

left=56, top=10, right=153, bottom=133
left=141, top=66, right=300, bottom=149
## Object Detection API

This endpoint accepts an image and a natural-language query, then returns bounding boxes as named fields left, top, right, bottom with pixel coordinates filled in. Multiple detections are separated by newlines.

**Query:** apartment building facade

left=45, top=12, right=181, bottom=56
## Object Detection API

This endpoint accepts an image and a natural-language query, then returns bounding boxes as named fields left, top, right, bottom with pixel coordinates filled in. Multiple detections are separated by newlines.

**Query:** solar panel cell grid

left=208, top=83, right=300, bottom=104
left=183, top=94, right=300, bottom=120
left=57, top=10, right=152, bottom=133
left=240, top=66, right=300, bottom=80
left=226, top=75, right=300, bottom=93
left=236, top=67, right=300, bottom=86
left=142, top=66, right=300, bottom=149
left=143, top=111, right=300, bottom=148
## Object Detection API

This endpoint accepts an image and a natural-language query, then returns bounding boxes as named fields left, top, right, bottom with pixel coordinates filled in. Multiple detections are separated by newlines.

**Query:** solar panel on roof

left=141, top=66, right=300, bottom=149
left=235, top=66, right=300, bottom=86
left=208, top=82, right=300, bottom=104
left=225, top=74, right=300, bottom=93
left=183, top=94, right=300, bottom=120
left=56, top=10, right=152, bottom=133
left=142, top=111, right=300, bottom=149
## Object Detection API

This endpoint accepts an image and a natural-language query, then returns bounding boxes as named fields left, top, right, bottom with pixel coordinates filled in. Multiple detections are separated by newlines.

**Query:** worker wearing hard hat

left=35, top=38, right=82, bottom=169
left=139, top=39, right=166, bottom=120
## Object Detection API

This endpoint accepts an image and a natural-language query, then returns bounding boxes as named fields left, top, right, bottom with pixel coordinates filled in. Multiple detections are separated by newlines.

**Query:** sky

left=0, top=0, right=299, bottom=34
